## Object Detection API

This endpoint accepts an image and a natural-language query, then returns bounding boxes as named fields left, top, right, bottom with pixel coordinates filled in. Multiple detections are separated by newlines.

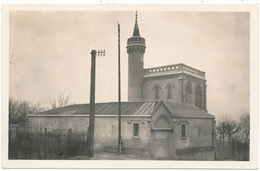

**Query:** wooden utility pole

left=118, top=24, right=123, bottom=153
left=87, top=49, right=105, bottom=157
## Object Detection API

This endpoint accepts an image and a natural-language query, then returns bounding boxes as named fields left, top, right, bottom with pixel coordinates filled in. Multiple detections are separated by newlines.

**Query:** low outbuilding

left=28, top=99, right=216, bottom=160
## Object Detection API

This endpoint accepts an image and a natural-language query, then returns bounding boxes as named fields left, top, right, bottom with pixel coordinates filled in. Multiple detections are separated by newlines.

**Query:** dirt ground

left=68, top=151, right=153, bottom=160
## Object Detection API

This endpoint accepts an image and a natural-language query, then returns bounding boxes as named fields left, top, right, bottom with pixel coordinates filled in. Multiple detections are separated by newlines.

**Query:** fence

left=9, top=125, right=88, bottom=159
left=216, top=141, right=233, bottom=160
left=216, top=140, right=249, bottom=161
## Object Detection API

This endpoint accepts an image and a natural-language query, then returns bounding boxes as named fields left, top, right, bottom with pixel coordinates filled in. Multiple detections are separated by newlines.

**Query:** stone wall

left=28, top=104, right=215, bottom=160
left=28, top=115, right=151, bottom=157
left=176, top=147, right=215, bottom=160
left=143, top=72, right=207, bottom=110
left=183, top=74, right=206, bottom=110
left=143, top=75, right=181, bottom=102
left=150, top=103, right=215, bottom=160
left=174, top=118, right=214, bottom=149
left=173, top=117, right=215, bottom=160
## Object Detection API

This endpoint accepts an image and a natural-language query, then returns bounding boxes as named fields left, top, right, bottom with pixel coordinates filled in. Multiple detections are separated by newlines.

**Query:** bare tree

left=216, top=115, right=228, bottom=141
left=225, top=120, right=240, bottom=144
left=239, top=113, right=250, bottom=142
left=49, top=91, right=71, bottom=109
left=9, top=97, right=45, bottom=124
left=216, top=114, right=240, bottom=143
left=230, top=113, right=250, bottom=160
left=239, top=113, right=250, bottom=160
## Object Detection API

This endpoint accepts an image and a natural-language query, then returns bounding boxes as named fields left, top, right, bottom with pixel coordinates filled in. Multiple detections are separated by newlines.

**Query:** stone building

left=127, top=13, right=207, bottom=110
left=28, top=13, right=216, bottom=160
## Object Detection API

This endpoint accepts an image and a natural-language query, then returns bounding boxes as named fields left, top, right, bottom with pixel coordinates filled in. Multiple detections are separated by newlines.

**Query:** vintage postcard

left=1, top=3, right=259, bottom=169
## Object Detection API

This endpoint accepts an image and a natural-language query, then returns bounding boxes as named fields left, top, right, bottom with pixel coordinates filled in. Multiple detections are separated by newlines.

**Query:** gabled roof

left=31, top=100, right=214, bottom=119
left=165, top=102, right=215, bottom=119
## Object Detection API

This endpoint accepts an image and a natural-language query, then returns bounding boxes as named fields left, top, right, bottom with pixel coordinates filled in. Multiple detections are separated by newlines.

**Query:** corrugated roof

left=35, top=100, right=215, bottom=119
left=37, top=101, right=156, bottom=116
left=165, top=102, right=215, bottom=119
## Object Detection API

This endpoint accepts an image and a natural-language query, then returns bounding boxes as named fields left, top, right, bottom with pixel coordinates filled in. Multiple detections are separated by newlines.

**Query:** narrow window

left=195, top=84, right=203, bottom=109
left=181, top=124, right=186, bottom=137
left=133, top=123, right=139, bottom=137
left=199, top=127, right=201, bottom=138
left=155, top=86, right=159, bottom=99
left=167, top=85, right=172, bottom=99
left=185, top=81, right=192, bottom=94
left=185, top=81, right=192, bottom=104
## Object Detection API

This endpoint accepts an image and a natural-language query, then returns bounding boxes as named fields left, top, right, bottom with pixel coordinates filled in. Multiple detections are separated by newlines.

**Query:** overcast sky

left=9, top=11, right=249, bottom=120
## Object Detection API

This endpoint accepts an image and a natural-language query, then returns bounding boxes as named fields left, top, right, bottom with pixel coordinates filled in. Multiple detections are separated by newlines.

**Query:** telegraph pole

left=87, top=49, right=105, bottom=157
left=118, top=24, right=123, bottom=153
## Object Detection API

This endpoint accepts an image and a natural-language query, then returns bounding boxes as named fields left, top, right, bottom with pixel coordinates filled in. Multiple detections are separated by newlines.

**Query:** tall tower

left=127, top=12, right=146, bottom=102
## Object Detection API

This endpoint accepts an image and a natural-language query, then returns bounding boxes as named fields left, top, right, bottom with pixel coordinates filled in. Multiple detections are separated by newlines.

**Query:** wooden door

left=154, top=130, right=169, bottom=158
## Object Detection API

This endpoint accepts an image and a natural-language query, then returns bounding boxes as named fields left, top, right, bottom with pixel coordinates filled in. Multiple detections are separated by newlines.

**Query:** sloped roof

left=165, top=102, right=215, bottom=119
left=32, top=100, right=214, bottom=119
left=35, top=101, right=157, bottom=116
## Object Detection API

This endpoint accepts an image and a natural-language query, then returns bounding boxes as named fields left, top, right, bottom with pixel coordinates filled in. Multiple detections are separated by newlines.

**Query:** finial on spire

left=132, top=11, right=140, bottom=36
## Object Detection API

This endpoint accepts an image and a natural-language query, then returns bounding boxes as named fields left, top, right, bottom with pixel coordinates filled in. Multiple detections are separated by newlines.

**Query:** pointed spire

left=133, top=11, right=140, bottom=37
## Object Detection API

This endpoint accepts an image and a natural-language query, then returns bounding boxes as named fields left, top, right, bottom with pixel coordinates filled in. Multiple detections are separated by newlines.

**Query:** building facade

left=28, top=100, right=215, bottom=160
left=27, top=13, right=216, bottom=160
left=127, top=14, right=207, bottom=111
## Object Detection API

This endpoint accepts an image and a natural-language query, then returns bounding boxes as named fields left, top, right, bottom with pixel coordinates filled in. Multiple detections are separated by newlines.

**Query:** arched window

left=195, top=84, right=203, bottom=109
left=185, top=81, right=192, bottom=104
left=155, top=86, right=159, bottom=99
left=185, top=81, right=192, bottom=94
left=165, top=83, right=174, bottom=99
left=167, top=85, right=172, bottom=99
left=153, top=84, right=161, bottom=99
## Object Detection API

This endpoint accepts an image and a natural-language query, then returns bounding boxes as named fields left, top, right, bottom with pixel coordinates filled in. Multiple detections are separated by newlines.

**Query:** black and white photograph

left=2, top=3, right=258, bottom=169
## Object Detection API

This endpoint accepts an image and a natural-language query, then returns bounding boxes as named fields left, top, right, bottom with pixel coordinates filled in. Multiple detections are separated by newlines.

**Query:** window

left=165, top=83, right=174, bottom=99
left=133, top=123, right=139, bottom=137
left=185, top=81, right=192, bottom=94
left=167, top=85, right=172, bottom=99
left=195, top=84, right=203, bottom=109
left=185, top=81, right=192, bottom=104
left=155, top=86, right=159, bottom=99
left=153, top=84, right=161, bottom=99
left=181, top=124, right=186, bottom=137
left=199, top=127, right=201, bottom=138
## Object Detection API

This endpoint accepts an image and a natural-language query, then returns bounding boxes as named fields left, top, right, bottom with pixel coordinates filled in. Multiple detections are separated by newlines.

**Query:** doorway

left=153, top=117, right=171, bottom=158
left=154, top=130, right=169, bottom=158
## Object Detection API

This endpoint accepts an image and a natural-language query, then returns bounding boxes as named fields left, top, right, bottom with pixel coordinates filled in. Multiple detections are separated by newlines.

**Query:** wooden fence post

left=15, top=126, right=18, bottom=159
left=68, top=129, right=72, bottom=157
left=8, top=126, right=10, bottom=159
left=47, top=131, right=50, bottom=158
left=44, top=128, right=47, bottom=159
